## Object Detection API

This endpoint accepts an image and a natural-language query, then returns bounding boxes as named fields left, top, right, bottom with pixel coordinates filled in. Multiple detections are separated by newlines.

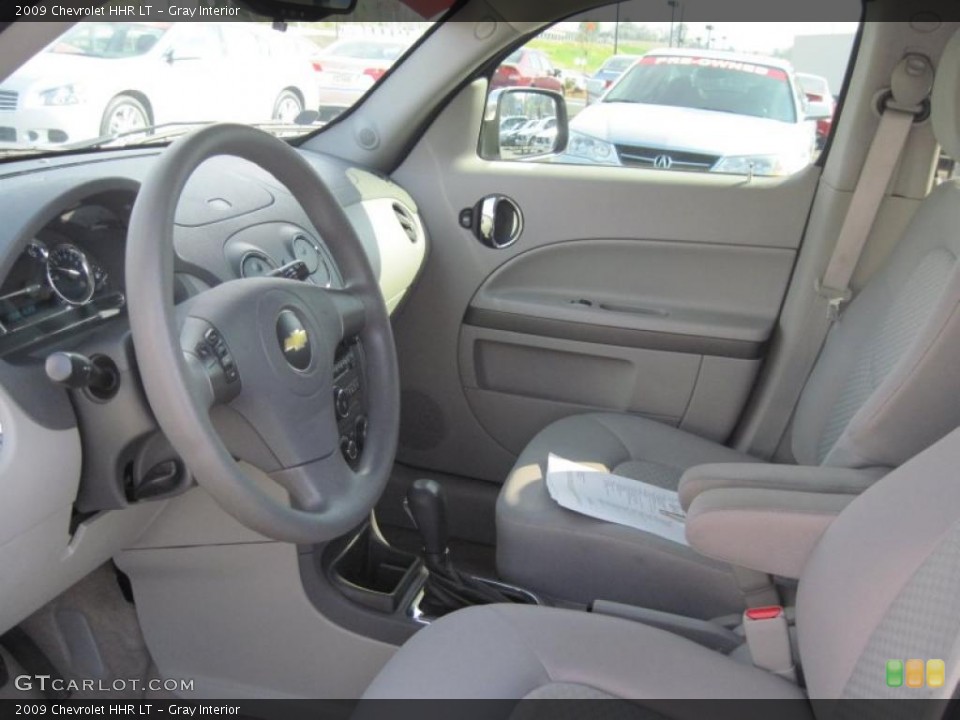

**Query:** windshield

left=604, top=54, right=797, bottom=123
left=49, top=22, right=171, bottom=58
left=0, top=0, right=450, bottom=158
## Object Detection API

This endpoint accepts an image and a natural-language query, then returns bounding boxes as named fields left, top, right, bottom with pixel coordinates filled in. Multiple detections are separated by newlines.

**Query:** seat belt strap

left=815, top=106, right=915, bottom=320
left=749, top=54, right=934, bottom=460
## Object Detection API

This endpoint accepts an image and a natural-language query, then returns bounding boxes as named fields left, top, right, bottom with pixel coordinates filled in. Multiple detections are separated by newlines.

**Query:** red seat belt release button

left=743, top=605, right=797, bottom=682
left=746, top=606, right=784, bottom=621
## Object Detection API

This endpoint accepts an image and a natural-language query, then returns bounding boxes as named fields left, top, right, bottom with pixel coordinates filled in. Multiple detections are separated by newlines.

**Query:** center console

left=299, top=479, right=542, bottom=646
left=298, top=351, right=542, bottom=644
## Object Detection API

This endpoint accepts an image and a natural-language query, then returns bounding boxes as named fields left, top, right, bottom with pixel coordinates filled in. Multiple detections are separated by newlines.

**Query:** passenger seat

left=369, top=425, right=960, bottom=700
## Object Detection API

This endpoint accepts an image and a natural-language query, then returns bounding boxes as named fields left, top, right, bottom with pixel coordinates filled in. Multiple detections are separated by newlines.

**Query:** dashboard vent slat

left=392, top=202, right=420, bottom=244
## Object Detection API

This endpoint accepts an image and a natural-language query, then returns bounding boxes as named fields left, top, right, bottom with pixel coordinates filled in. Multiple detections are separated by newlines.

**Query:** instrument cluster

left=0, top=199, right=128, bottom=357
left=30, top=239, right=110, bottom=306
left=227, top=223, right=340, bottom=288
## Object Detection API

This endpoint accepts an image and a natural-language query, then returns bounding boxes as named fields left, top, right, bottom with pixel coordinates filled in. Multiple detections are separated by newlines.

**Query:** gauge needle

left=51, top=266, right=82, bottom=278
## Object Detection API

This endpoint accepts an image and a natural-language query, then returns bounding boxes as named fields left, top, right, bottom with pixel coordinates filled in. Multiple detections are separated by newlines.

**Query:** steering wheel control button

left=332, top=345, right=366, bottom=456
left=276, top=309, right=311, bottom=371
left=335, top=387, right=351, bottom=418
left=334, top=350, right=356, bottom=379
left=184, top=321, right=241, bottom=399
left=355, top=416, right=368, bottom=454
left=341, top=436, right=359, bottom=462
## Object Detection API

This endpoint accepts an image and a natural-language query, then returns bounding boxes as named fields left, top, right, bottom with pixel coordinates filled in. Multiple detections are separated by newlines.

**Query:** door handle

left=462, top=195, right=524, bottom=249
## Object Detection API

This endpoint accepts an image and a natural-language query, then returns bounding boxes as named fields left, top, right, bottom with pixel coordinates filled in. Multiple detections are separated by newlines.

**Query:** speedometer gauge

left=291, top=234, right=321, bottom=275
left=46, top=244, right=95, bottom=305
left=240, top=251, right=277, bottom=278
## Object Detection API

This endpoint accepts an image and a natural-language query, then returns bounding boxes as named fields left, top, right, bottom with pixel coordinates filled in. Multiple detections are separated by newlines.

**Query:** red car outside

left=492, top=47, right=565, bottom=95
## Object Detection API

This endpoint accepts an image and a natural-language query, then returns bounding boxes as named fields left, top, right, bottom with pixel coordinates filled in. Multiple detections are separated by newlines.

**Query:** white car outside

left=0, top=22, right=319, bottom=148
left=315, top=37, right=410, bottom=113
left=561, top=48, right=829, bottom=176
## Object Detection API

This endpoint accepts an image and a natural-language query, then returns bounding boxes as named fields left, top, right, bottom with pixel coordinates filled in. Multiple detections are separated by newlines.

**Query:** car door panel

left=456, top=237, right=793, bottom=453
left=390, top=81, right=819, bottom=482
left=466, top=238, right=795, bottom=348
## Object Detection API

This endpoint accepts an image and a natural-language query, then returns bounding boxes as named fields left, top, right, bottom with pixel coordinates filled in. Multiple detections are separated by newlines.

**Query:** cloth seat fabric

left=363, top=603, right=808, bottom=703
left=496, top=413, right=762, bottom=616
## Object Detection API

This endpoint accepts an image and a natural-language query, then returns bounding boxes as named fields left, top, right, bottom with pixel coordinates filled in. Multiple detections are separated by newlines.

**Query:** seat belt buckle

left=815, top=280, right=853, bottom=322
left=743, top=606, right=797, bottom=682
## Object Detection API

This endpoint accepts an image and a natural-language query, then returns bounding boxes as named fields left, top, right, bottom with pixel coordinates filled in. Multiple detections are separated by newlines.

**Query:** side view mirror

left=480, top=87, right=569, bottom=161
left=805, top=99, right=833, bottom=121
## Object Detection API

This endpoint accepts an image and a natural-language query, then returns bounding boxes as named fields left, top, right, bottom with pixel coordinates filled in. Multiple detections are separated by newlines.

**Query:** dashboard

left=0, top=142, right=427, bottom=636
left=0, top=150, right=426, bottom=363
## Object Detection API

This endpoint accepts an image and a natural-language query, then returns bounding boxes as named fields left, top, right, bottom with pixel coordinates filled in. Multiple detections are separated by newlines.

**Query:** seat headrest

left=932, top=28, right=960, bottom=159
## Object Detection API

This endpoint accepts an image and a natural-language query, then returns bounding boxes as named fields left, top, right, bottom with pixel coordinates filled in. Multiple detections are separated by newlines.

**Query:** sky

left=558, top=16, right=861, bottom=54
left=677, top=22, right=859, bottom=53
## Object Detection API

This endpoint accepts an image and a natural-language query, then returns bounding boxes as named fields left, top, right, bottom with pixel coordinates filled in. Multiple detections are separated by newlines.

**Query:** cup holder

left=328, top=524, right=423, bottom=614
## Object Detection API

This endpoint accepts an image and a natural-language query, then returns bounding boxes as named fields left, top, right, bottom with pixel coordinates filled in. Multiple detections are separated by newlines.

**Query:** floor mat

left=2, top=563, right=164, bottom=700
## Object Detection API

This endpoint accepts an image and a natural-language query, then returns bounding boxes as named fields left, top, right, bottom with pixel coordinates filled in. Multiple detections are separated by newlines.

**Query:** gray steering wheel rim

left=126, top=123, right=399, bottom=543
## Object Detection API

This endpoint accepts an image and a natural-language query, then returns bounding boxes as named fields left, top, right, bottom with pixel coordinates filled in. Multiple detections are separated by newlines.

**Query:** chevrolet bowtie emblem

left=283, top=328, right=308, bottom=354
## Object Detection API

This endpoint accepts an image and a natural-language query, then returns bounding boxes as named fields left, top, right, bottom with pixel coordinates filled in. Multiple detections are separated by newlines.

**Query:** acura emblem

left=653, top=154, right=674, bottom=169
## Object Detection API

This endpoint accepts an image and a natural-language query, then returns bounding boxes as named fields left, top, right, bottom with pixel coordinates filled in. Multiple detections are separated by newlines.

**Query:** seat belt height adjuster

left=815, top=279, right=853, bottom=322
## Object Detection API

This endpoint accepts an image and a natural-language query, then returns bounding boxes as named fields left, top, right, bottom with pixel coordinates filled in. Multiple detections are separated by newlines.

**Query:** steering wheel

left=125, top=124, right=399, bottom=543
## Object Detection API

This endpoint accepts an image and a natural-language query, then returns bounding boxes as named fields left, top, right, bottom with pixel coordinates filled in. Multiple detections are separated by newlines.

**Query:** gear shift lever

left=406, top=478, right=450, bottom=570
left=405, top=478, right=536, bottom=617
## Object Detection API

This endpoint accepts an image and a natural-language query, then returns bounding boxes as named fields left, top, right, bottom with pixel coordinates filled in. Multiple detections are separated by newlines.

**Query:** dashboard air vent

left=392, top=202, right=419, bottom=244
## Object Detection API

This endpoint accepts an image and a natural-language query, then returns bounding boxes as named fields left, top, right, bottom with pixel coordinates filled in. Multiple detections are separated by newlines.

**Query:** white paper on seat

left=545, top=454, right=688, bottom=545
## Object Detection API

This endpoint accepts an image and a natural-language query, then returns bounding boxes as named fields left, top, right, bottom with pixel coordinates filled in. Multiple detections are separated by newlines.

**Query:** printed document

left=545, top=454, right=688, bottom=546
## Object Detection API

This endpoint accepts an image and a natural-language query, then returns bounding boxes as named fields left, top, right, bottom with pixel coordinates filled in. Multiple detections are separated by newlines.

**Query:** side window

left=482, top=9, right=858, bottom=178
